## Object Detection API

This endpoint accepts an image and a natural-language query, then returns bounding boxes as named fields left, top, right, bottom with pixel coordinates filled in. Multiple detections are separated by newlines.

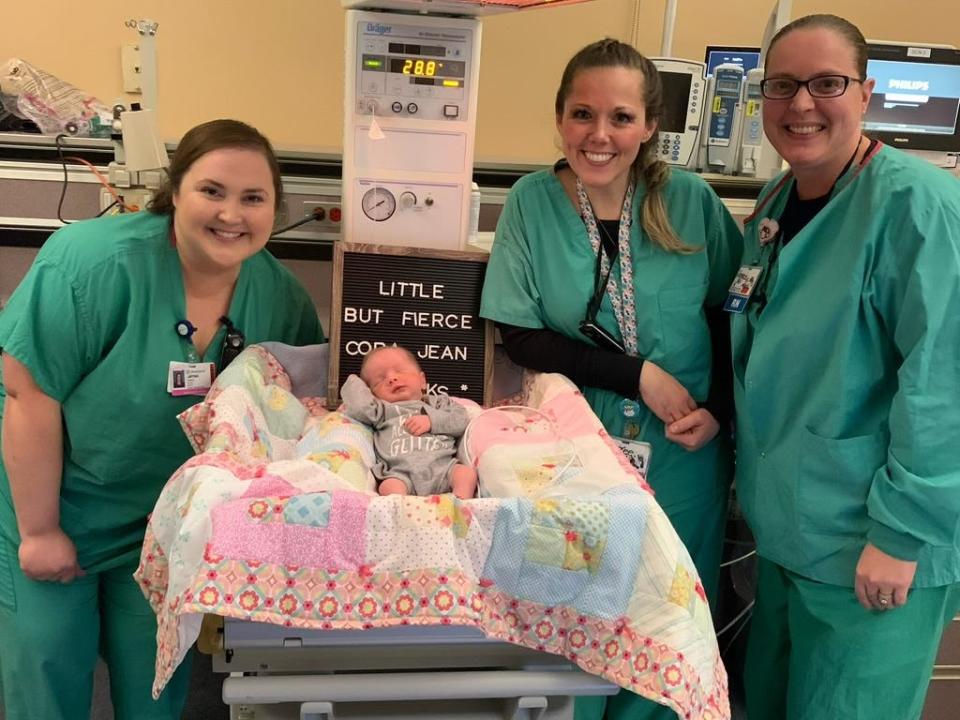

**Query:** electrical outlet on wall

left=302, top=201, right=342, bottom=228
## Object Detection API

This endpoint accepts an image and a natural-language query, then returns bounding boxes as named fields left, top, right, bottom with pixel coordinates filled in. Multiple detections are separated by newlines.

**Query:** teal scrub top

left=480, top=167, right=743, bottom=508
left=732, top=144, right=960, bottom=588
left=0, top=211, right=324, bottom=572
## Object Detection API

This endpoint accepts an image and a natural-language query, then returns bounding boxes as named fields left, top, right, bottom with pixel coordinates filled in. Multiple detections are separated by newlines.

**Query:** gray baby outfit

left=341, top=374, right=470, bottom=495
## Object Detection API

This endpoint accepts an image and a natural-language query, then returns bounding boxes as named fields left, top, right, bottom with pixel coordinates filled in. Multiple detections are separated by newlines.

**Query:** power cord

left=719, top=549, right=756, bottom=568
left=719, top=600, right=755, bottom=655
left=54, top=134, right=74, bottom=224
left=54, top=133, right=139, bottom=220
left=270, top=206, right=327, bottom=238
left=96, top=199, right=119, bottom=217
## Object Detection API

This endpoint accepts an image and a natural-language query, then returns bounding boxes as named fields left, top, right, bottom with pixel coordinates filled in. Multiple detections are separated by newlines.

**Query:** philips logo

left=366, top=22, right=392, bottom=35
left=888, top=79, right=930, bottom=91
left=893, top=137, right=910, bottom=143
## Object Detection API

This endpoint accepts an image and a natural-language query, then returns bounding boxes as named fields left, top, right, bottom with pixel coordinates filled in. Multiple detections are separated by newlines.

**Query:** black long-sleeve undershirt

left=496, top=305, right=733, bottom=431
left=497, top=322, right=643, bottom=398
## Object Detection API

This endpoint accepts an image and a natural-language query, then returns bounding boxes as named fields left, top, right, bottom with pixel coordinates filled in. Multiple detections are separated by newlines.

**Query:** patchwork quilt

left=136, top=344, right=729, bottom=719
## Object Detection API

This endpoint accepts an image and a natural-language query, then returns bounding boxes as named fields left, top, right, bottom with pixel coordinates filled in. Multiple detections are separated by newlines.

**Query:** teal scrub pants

left=0, top=538, right=193, bottom=720
left=575, top=487, right=729, bottom=720
left=745, top=556, right=960, bottom=720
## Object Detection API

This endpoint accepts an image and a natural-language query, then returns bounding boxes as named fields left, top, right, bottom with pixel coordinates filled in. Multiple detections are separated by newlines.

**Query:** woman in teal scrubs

left=731, top=15, right=960, bottom=719
left=0, top=119, right=324, bottom=719
left=480, top=39, right=743, bottom=720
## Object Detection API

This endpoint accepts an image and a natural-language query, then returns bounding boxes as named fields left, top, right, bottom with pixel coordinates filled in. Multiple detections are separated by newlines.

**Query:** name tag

left=613, top=437, right=652, bottom=478
left=724, top=265, right=763, bottom=314
left=167, top=361, right=216, bottom=397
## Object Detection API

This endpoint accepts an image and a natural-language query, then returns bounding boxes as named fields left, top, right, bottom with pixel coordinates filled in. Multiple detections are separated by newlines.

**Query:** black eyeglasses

left=579, top=246, right=625, bottom=354
left=219, top=316, right=245, bottom=370
left=760, top=74, right=864, bottom=100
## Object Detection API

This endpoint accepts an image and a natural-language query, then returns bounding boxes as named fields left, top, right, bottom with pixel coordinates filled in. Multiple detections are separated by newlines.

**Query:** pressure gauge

left=361, top=187, right=396, bottom=222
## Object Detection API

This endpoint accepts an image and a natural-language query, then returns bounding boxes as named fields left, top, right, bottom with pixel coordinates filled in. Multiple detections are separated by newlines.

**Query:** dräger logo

left=366, top=22, right=393, bottom=35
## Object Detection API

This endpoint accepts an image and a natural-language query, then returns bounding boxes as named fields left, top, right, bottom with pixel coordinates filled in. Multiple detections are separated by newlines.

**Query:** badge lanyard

left=167, top=317, right=244, bottom=396
left=577, top=177, right=653, bottom=440
left=576, top=177, right=638, bottom=357
left=167, top=319, right=209, bottom=396
left=175, top=319, right=202, bottom=363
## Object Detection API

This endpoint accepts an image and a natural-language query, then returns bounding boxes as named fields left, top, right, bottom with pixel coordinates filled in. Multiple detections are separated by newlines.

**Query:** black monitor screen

left=862, top=44, right=960, bottom=152
left=659, top=72, right=693, bottom=134
left=864, top=58, right=960, bottom=136
left=704, top=45, right=761, bottom=76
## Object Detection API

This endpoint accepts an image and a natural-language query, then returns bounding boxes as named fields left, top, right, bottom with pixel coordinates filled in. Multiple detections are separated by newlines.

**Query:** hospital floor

left=0, top=653, right=230, bottom=720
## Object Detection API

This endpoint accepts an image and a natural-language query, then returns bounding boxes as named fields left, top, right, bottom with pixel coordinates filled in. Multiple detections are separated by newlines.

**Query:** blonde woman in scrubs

left=730, top=15, right=960, bottom=719
left=481, top=39, right=743, bottom=720
left=0, top=119, right=323, bottom=719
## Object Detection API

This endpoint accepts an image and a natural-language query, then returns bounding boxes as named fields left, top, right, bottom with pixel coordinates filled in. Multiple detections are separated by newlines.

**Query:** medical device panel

left=704, top=63, right=744, bottom=175
left=651, top=58, right=706, bottom=168
left=342, top=10, right=481, bottom=249
left=738, top=68, right=781, bottom=178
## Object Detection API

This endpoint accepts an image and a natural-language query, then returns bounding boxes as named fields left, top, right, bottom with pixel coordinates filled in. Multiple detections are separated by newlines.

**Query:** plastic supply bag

left=0, top=57, right=113, bottom=137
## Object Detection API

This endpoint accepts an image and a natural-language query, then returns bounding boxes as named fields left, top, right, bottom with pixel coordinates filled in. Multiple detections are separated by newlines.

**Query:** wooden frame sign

left=328, top=242, right=494, bottom=408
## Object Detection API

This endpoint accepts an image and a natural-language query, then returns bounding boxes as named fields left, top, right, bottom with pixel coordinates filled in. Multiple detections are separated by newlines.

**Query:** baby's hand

left=405, top=415, right=431, bottom=436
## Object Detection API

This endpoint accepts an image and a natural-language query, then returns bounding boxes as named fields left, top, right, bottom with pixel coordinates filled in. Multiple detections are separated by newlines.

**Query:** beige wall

left=2, top=0, right=958, bottom=165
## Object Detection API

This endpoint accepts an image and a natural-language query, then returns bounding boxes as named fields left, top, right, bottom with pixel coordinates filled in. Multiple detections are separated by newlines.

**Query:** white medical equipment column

left=342, top=10, right=481, bottom=250
left=103, top=18, right=167, bottom=212
left=660, top=0, right=678, bottom=57
left=759, top=0, right=793, bottom=65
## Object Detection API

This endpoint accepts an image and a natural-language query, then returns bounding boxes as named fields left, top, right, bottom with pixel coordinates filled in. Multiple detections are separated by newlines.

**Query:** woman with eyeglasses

left=0, top=119, right=324, bottom=720
left=731, top=14, right=960, bottom=719
left=480, top=39, right=743, bottom=719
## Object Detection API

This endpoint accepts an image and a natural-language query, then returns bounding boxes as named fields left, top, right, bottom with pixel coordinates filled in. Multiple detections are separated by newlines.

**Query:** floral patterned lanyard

left=576, top=177, right=638, bottom=356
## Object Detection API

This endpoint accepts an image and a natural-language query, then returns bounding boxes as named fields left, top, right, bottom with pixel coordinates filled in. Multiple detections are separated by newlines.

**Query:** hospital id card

left=167, top=361, right=216, bottom=396
left=613, top=437, right=652, bottom=479
left=724, top=265, right=763, bottom=314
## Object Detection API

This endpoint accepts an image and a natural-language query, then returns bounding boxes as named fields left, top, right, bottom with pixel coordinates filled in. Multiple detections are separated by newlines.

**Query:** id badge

left=167, top=361, right=216, bottom=397
left=613, top=437, right=652, bottom=478
left=723, top=265, right=763, bottom=314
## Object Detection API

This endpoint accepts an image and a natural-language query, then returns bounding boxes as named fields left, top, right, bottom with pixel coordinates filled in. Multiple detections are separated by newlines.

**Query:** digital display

left=864, top=59, right=960, bottom=136
left=388, top=43, right=446, bottom=58
left=717, top=80, right=741, bottom=93
left=390, top=57, right=441, bottom=77
left=410, top=78, right=463, bottom=88
left=388, top=57, right=466, bottom=79
left=660, top=72, right=693, bottom=134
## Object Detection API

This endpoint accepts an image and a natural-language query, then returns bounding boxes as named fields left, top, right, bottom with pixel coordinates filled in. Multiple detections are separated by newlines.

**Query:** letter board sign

left=329, top=242, right=493, bottom=407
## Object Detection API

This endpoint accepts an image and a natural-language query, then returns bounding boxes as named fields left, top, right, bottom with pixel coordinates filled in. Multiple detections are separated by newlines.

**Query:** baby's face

left=362, top=349, right=426, bottom=402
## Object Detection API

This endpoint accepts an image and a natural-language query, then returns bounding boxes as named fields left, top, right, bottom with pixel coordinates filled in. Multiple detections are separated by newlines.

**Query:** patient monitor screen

left=864, top=59, right=960, bottom=136
left=659, top=71, right=693, bottom=134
